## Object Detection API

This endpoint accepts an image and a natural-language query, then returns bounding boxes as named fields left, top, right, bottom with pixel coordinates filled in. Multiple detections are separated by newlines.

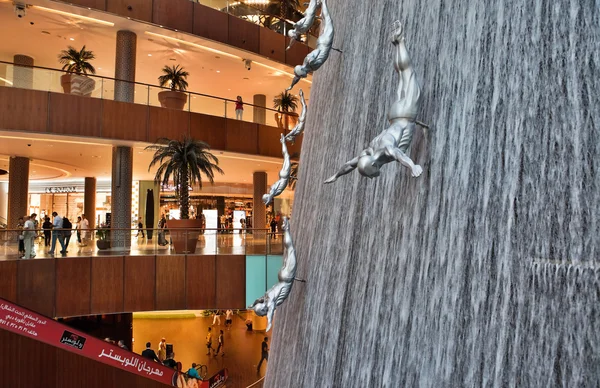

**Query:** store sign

left=161, top=184, right=193, bottom=192
left=0, top=298, right=177, bottom=386
left=203, top=369, right=228, bottom=388
left=45, top=186, right=77, bottom=193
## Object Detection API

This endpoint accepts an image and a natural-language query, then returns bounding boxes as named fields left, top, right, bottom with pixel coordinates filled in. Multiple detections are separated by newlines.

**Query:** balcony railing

left=193, top=0, right=318, bottom=48
left=0, top=227, right=285, bottom=258
left=0, top=61, right=297, bottom=129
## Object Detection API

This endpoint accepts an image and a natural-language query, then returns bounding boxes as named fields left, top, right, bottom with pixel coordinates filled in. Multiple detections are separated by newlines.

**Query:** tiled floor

left=0, top=233, right=284, bottom=260
left=132, top=312, right=272, bottom=388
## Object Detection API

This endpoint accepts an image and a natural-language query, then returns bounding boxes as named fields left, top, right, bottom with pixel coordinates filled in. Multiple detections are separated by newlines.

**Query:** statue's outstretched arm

left=324, top=156, right=359, bottom=183
left=385, top=146, right=422, bottom=178
left=265, top=302, right=276, bottom=332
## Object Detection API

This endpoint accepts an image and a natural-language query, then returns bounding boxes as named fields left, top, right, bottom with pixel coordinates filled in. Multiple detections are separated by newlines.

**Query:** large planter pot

left=61, top=74, right=95, bottom=97
left=96, top=240, right=111, bottom=250
left=166, top=219, right=202, bottom=254
left=158, top=90, right=188, bottom=110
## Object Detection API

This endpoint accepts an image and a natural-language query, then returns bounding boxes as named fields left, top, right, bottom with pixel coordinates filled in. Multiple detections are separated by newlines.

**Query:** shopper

left=141, top=342, right=161, bottom=362
left=158, top=337, right=167, bottom=362
left=80, top=214, right=90, bottom=246
left=49, top=212, right=67, bottom=256
left=22, top=216, right=36, bottom=259
left=42, top=216, right=52, bottom=248
left=257, top=337, right=269, bottom=372
left=16, top=217, right=25, bottom=257
left=187, top=363, right=201, bottom=379
left=235, top=96, right=244, bottom=120
left=163, top=352, right=177, bottom=369
left=205, top=327, right=213, bottom=355
left=136, top=217, right=145, bottom=238
left=75, top=216, right=82, bottom=244
left=118, top=340, right=129, bottom=351
left=213, top=310, right=221, bottom=326
left=225, top=309, right=233, bottom=330
left=270, top=218, right=277, bottom=240
left=215, top=330, right=224, bottom=357
left=62, top=217, right=73, bottom=248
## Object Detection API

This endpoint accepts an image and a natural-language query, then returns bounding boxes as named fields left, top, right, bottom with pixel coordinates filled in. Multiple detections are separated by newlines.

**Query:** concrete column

left=0, top=63, right=8, bottom=87
left=84, top=177, right=96, bottom=230
left=13, top=54, right=33, bottom=89
left=111, top=146, right=133, bottom=249
left=0, top=182, right=8, bottom=224
left=252, top=171, right=267, bottom=237
left=114, top=30, right=137, bottom=102
left=7, top=156, right=29, bottom=228
left=253, top=94, right=267, bottom=125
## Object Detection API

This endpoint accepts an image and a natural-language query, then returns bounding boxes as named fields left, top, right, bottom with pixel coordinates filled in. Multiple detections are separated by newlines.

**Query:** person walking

left=158, top=337, right=167, bottom=362
left=136, top=217, right=145, bottom=238
left=213, top=310, right=221, bottom=326
left=270, top=218, right=277, bottom=240
left=214, top=330, right=224, bottom=357
left=257, top=337, right=269, bottom=373
left=75, top=216, right=82, bottom=244
left=225, top=309, right=233, bottom=330
left=141, top=342, right=161, bottom=362
left=80, top=214, right=90, bottom=246
left=22, top=216, right=36, bottom=259
left=42, top=216, right=52, bottom=249
left=49, top=212, right=67, bottom=256
left=62, top=217, right=73, bottom=249
left=235, top=96, right=244, bottom=120
left=205, top=327, right=213, bottom=355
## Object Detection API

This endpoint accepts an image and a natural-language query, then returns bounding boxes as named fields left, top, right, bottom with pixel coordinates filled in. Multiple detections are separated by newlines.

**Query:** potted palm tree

left=273, top=91, right=299, bottom=130
left=158, top=65, right=189, bottom=110
left=58, top=45, right=96, bottom=96
left=146, top=137, right=223, bottom=253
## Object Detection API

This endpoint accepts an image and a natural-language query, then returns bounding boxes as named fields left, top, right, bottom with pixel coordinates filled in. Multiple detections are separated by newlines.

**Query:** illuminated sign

left=45, top=187, right=77, bottom=193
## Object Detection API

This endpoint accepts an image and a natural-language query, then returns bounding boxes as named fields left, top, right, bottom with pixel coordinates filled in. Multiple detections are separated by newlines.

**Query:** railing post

left=101, top=78, right=104, bottom=99
left=224, top=100, right=227, bottom=118
left=147, top=86, right=150, bottom=106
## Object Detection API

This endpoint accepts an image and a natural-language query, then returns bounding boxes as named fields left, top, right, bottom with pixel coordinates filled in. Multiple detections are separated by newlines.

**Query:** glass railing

left=0, top=61, right=296, bottom=129
left=0, top=227, right=285, bottom=258
left=192, top=0, right=318, bottom=48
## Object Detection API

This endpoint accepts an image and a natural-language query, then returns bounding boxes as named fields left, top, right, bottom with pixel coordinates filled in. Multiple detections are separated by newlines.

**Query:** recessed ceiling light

left=91, top=155, right=101, bottom=158
left=228, top=89, right=231, bottom=91
left=159, top=25, right=163, bottom=28
left=216, top=70, right=220, bottom=73
left=70, top=37, right=75, bottom=41
left=98, top=67, right=102, bottom=70
left=148, top=54, right=152, bottom=57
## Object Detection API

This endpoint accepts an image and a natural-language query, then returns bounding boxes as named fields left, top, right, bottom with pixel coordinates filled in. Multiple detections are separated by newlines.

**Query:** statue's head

left=294, top=65, right=308, bottom=78
left=250, top=298, right=268, bottom=316
left=358, top=155, right=381, bottom=178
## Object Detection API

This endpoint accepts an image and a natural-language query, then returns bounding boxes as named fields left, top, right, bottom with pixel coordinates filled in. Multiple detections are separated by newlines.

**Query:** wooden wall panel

left=155, top=255, right=186, bottom=310
left=0, top=261, right=17, bottom=302
left=91, top=257, right=124, bottom=314
left=102, top=99, right=148, bottom=141
left=67, top=0, right=106, bottom=10
left=193, top=3, right=228, bottom=44
left=226, top=120, right=258, bottom=154
left=285, top=37, right=310, bottom=67
left=215, top=255, right=245, bottom=308
left=124, top=256, right=155, bottom=312
left=17, top=332, right=58, bottom=388
left=107, top=0, right=152, bottom=23
left=0, top=87, right=48, bottom=132
left=55, top=257, right=91, bottom=317
left=259, top=27, right=286, bottom=63
left=148, top=106, right=190, bottom=142
left=185, top=255, right=216, bottom=309
left=228, top=15, right=260, bottom=53
left=258, top=124, right=285, bottom=158
left=48, top=93, right=103, bottom=137
left=190, top=113, right=227, bottom=150
left=17, top=259, right=55, bottom=317
left=153, top=0, right=194, bottom=33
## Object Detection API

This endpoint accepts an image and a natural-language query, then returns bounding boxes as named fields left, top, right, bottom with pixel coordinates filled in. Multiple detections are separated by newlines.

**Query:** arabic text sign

left=0, top=299, right=177, bottom=386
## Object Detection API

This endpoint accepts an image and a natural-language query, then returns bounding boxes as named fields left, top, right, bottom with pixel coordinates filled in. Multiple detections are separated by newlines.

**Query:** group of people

left=16, top=212, right=90, bottom=258
left=218, top=214, right=248, bottom=234
left=142, top=339, right=203, bottom=382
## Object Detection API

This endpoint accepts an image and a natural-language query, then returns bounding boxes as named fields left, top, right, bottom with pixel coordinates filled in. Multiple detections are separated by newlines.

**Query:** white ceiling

left=0, top=0, right=312, bottom=108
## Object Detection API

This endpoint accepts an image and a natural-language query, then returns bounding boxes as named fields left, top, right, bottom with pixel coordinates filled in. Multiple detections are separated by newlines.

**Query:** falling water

left=265, top=0, right=600, bottom=386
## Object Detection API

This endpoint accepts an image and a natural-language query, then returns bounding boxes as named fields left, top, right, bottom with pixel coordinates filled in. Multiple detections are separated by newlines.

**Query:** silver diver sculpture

left=284, top=89, right=307, bottom=144
left=286, top=0, right=321, bottom=50
left=249, top=217, right=302, bottom=331
left=262, top=134, right=291, bottom=205
left=325, top=21, right=423, bottom=182
left=287, top=0, right=334, bottom=91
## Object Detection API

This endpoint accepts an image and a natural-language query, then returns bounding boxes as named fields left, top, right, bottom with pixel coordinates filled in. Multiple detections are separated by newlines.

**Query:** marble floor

left=132, top=312, right=271, bottom=388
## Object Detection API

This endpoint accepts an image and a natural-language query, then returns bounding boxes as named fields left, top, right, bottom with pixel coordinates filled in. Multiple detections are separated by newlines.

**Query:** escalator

left=0, top=297, right=228, bottom=388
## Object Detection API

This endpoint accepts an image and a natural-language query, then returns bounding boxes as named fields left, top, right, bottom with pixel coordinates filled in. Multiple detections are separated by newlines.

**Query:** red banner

left=0, top=298, right=177, bottom=386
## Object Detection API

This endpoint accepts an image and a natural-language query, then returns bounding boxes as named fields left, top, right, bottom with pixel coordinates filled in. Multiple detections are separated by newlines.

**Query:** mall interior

left=0, top=0, right=311, bottom=386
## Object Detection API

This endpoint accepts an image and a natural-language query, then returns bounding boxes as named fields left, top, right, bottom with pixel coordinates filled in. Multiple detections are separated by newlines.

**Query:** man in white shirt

left=80, top=214, right=90, bottom=246
left=23, top=216, right=36, bottom=259
left=225, top=310, right=234, bottom=330
left=49, top=211, right=66, bottom=255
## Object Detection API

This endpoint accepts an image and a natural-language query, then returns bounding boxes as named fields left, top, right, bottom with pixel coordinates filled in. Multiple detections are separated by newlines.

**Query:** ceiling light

left=32, top=6, right=115, bottom=26
left=145, top=31, right=239, bottom=60
left=69, top=37, right=74, bottom=41
left=148, top=54, right=152, bottom=56
left=0, top=77, right=13, bottom=86
left=216, top=70, right=220, bottom=73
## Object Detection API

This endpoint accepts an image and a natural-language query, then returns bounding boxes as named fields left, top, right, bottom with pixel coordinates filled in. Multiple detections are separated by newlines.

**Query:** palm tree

left=146, top=137, right=223, bottom=219
left=158, top=65, right=189, bottom=91
left=58, top=46, right=96, bottom=75
left=273, top=91, right=299, bottom=130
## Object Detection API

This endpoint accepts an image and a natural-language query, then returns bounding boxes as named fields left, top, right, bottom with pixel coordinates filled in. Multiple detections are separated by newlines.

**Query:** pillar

left=253, top=94, right=267, bottom=125
left=252, top=171, right=267, bottom=237
left=111, top=146, right=133, bottom=249
left=7, top=156, right=29, bottom=228
left=0, top=182, right=8, bottom=224
left=84, top=177, right=96, bottom=230
left=114, top=30, right=137, bottom=102
left=13, top=54, right=33, bottom=89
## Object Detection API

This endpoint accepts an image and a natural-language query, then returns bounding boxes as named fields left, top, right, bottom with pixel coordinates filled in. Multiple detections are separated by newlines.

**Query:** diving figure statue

left=249, top=217, right=301, bottom=331
left=325, top=21, right=423, bottom=183
left=262, top=134, right=291, bottom=205
left=284, top=89, right=307, bottom=144
left=287, top=0, right=334, bottom=91
left=286, top=0, right=321, bottom=50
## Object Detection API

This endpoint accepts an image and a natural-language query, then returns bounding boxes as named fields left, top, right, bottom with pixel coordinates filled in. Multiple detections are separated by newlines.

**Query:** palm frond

left=273, top=91, right=299, bottom=112
left=158, top=65, right=189, bottom=91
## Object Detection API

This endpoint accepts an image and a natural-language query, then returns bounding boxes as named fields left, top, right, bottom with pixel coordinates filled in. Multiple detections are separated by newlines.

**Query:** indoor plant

left=95, top=225, right=110, bottom=250
left=273, top=91, right=299, bottom=130
left=58, top=45, right=96, bottom=96
left=146, top=137, right=223, bottom=253
left=158, top=65, right=189, bottom=110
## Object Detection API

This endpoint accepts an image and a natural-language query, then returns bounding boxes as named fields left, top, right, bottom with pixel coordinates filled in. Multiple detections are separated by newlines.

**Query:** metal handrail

left=1, top=60, right=297, bottom=118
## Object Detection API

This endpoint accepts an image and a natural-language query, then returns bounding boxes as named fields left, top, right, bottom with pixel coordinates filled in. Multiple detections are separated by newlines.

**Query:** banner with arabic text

left=0, top=298, right=177, bottom=386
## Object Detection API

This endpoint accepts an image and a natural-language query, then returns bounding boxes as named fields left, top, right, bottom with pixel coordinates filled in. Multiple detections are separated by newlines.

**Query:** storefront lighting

left=32, top=6, right=115, bottom=26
